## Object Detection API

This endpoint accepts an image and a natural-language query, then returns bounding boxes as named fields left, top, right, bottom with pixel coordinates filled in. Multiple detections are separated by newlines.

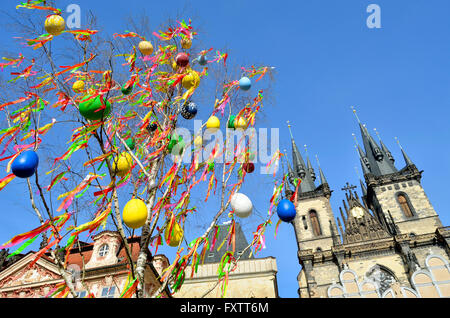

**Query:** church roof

left=203, top=222, right=253, bottom=264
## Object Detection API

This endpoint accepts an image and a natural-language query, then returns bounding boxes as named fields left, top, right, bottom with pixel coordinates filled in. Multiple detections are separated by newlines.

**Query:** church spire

left=316, top=155, right=328, bottom=185
left=374, top=128, right=395, bottom=164
left=351, top=107, right=397, bottom=176
left=287, top=122, right=316, bottom=193
left=353, top=133, right=371, bottom=175
left=360, top=178, right=367, bottom=197
left=395, top=137, right=414, bottom=167
left=304, top=145, right=316, bottom=182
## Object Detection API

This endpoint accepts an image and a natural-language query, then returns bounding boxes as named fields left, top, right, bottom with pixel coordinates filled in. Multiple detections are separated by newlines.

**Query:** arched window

left=397, top=193, right=414, bottom=218
left=309, top=210, right=322, bottom=236
left=365, top=265, right=397, bottom=295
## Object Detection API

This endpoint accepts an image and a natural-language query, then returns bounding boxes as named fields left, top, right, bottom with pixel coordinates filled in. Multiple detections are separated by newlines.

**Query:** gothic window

left=396, top=193, right=414, bottom=218
left=98, top=244, right=109, bottom=257
left=366, top=265, right=397, bottom=295
left=309, top=210, right=322, bottom=236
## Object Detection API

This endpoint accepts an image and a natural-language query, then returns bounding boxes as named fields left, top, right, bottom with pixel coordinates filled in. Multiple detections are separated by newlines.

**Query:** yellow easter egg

left=164, top=222, right=184, bottom=247
left=138, top=41, right=154, bottom=55
left=44, top=15, right=65, bottom=36
left=235, top=117, right=248, bottom=130
left=194, top=135, right=203, bottom=148
left=72, top=80, right=85, bottom=93
left=206, top=116, right=220, bottom=131
left=181, top=37, right=192, bottom=49
left=112, top=152, right=133, bottom=177
left=181, top=71, right=200, bottom=90
left=122, top=199, right=148, bottom=229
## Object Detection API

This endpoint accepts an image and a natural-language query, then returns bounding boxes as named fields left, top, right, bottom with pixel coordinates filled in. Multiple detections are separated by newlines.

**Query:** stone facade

left=0, top=231, right=170, bottom=298
left=286, top=120, right=450, bottom=298
left=175, top=257, right=278, bottom=298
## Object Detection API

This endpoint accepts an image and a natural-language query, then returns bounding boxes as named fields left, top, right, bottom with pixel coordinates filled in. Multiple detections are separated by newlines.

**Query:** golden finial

left=287, top=120, right=294, bottom=139
left=351, top=106, right=361, bottom=123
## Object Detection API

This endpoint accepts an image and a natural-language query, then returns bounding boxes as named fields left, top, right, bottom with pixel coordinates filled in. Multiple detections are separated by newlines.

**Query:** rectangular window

left=101, top=286, right=116, bottom=298
left=77, top=291, right=87, bottom=298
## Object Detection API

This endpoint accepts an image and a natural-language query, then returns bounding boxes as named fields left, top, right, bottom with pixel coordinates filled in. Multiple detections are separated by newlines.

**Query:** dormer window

left=99, top=244, right=109, bottom=257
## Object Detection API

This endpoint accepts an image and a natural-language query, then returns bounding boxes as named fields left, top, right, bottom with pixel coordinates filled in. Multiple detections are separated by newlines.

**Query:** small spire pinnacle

left=395, top=137, right=414, bottom=166
left=316, top=154, right=327, bottom=185
left=304, top=144, right=316, bottom=181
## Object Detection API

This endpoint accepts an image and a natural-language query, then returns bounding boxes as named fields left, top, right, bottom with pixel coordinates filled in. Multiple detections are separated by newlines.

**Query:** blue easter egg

left=181, top=102, right=198, bottom=120
left=198, top=55, right=208, bottom=66
left=277, top=199, right=296, bottom=222
left=11, top=150, right=39, bottom=178
left=239, top=76, right=251, bottom=91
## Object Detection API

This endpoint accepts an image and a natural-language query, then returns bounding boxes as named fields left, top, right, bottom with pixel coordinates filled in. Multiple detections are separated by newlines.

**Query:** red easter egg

left=175, top=53, right=189, bottom=67
left=243, top=162, right=255, bottom=173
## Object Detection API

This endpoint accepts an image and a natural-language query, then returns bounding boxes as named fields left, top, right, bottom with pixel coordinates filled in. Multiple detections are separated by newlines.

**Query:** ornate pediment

left=0, top=254, right=60, bottom=290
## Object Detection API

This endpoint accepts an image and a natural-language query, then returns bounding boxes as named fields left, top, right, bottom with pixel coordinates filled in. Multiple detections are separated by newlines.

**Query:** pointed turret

left=374, top=128, right=396, bottom=168
left=315, top=155, right=328, bottom=185
left=305, top=145, right=316, bottom=182
left=395, top=137, right=414, bottom=167
left=288, top=122, right=316, bottom=193
left=360, top=179, right=367, bottom=197
left=351, top=107, right=397, bottom=176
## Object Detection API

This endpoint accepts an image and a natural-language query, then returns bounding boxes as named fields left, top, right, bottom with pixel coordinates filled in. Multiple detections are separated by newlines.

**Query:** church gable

left=0, top=253, right=61, bottom=290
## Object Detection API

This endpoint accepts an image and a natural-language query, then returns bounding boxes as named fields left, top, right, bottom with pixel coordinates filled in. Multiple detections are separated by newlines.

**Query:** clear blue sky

left=0, top=0, right=449, bottom=298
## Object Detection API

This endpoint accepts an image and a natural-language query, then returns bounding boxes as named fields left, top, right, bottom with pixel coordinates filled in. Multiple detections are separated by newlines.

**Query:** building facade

left=175, top=222, right=279, bottom=298
left=0, top=231, right=170, bottom=298
left=285, top=120, right=450, bottom=298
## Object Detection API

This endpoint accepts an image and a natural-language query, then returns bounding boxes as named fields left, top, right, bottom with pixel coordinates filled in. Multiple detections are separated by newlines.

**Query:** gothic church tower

left=287, top=115, right=450, bottom=298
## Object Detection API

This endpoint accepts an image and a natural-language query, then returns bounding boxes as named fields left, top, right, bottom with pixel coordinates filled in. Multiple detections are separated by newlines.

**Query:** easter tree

left=0, top=1, right=285, bottom=298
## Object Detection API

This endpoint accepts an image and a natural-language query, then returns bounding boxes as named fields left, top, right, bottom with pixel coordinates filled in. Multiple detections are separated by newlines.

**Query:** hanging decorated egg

left=121, top=84, right=133, bottom=95
left=175, top=52, right=189, bottom=67
left=239, top=76, right=251, bottom=91
left=147, top=122, right=158, bottom=133
left=168, top=135, right=185, bottom=156
left=227, top=115, right=236, bottom=129
left=194, top=135, right=203, bottom=148
left=234, top=117, right=248, bottom=130
left=243, top=162, right=255, bottom=173
left=165, top=221, right=184, bottom=247
left=181, top=102, right=197, bottom=119
left=277, top=199, right=297, bottom=222
left=181, top=37, right=192, bottom=49
left=206, top=116, right=220, bottom=131
left=182, top=71, right=200, bottom=90
left=230, top=193, right=253, bottom=218
left=78, top=95, right=111, bottom=120
left=122, top=199, right=148, bottom=229
left=44, top=15, right=65, bottom=36
left=112, top=152, right=133, bottom=177
left=125, top=137, right=135, bottom=150
left=198, top=55, right=208, bottom=66
left=72, top=80, right=85, bottom=93
left=138, top=40, right=154, bottom=55
left=11, top=150, right=39, bottom=179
